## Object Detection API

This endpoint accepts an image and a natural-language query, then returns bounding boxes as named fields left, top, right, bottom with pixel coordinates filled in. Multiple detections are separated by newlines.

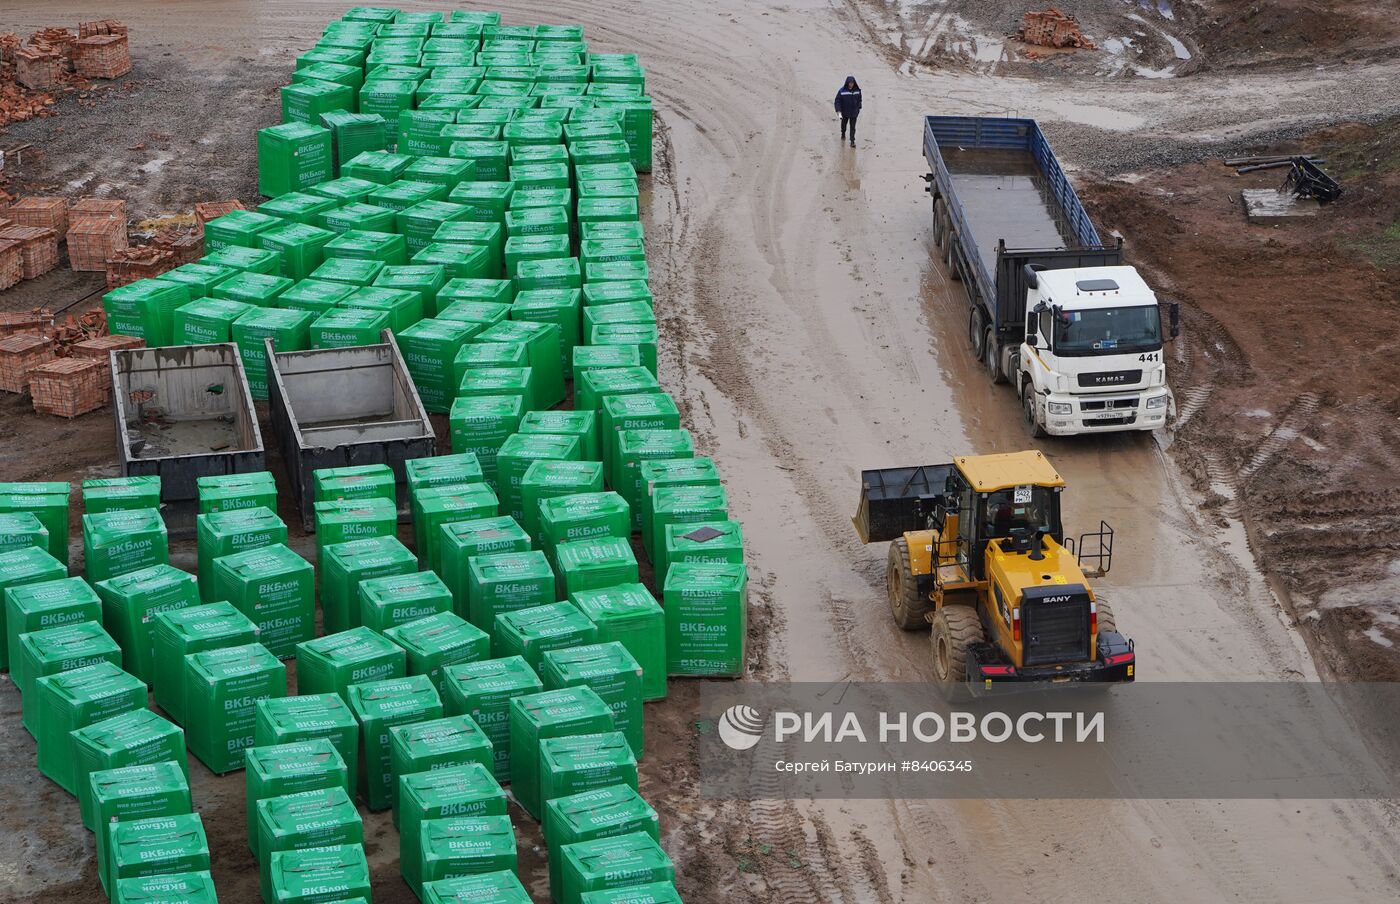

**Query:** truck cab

left=1018, top=265, right=1178, bottom=436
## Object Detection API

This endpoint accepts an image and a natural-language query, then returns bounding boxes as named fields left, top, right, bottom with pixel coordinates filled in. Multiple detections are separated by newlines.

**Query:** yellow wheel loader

left=854, top=450, right=1134, bottom=691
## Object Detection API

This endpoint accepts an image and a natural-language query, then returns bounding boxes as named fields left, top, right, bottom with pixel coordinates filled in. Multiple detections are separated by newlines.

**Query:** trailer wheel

left=888, top=538, right=932, bottom=630
left=932, top=605, right=984, bottom=693
left=984, top=330, right=1007, bottom=384
left=1096, top=597, right=1116, bottom=633
left=968, top=309, right=986, bottom=360
left=943, top=239, right=961, bottom=281
left=1022, top=383, right=1047, bottom=438
left=932, top=198, right=945, bottom=246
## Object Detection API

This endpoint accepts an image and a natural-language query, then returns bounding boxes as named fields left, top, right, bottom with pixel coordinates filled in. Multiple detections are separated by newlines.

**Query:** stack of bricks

left=10, top=197, right=68, bottom=236
left=14, top=47, right=64, bottom=90
left=73, top=33, right=130, bottom=80
left=0, top=239, right=21, bottom=290
left=67, top=198, right=128, bottom=272
left=166, top=232, right=204, bottom=264
left=71, top=334, right=143, bottom=360
left=78, top=20, right=128, bottom=38
left=0, top=226, right=60, bottom=279
left=28, top=28, right=77, bottom=71
left=105, top=245, right=174, bottom=288
left=0, top=333, right=55, bottom=393
left=194, top=200, right=245, bottom=229
left=0, top=33, right=20, bottom=64
left=0, top=310, right=53, bottom=337
left=28, top=356, right=108, bottom=417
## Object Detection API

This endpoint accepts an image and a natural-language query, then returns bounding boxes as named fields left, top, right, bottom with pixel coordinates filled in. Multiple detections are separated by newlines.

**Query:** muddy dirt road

left=4, top=2, right=1400, bottom=903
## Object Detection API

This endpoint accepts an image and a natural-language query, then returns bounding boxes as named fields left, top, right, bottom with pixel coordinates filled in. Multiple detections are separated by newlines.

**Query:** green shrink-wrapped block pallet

left=184, top=642, right=286, bottom=774
left=259, top=222, right=337, bottom=281
left=401, top=763, right=509, bottom=896
left=101, top=812, right=209, bottom=899
left=196, top=505, right=287, bottom=602
left=400, top=318, right=480, bottom=412
left=232, top=306, right=313, bottom=400
left=388, top=714, right=494, bottom=821
left=377, top=264, right=448, bottom=316
left=580, top=882, right=681, bottom=904
left=477, top=319, right=564, bottom=408
left=538, top=732, right=638, bottom=819
left=449, top=396, right=525, bottom=482
left=544, top=784, right=659, bottom=903
left=406, top=453, right=484, bottom=496
left=613, top=430, right=694, bottom=531
left=205, top=209, right=281, bottom=253
left=16, top=621, right=122, bottom=736
left=246, top=739, right=349, bottom=853
left=281, top=80, right=353, bottom=125
left=259, top=122, right=335, bottom=198
left=508, top=685, right=614, bottom=820
left=347, top=674, right=443, bottom=811
left=314, top=462, right=396, bottom=506
left=73, top=713, right=188, bottom=830
left=33, top=662, right=145, bottom=794
left=466, top=551, right=555, bottom=645
left=211, top=270, right=293, bottom=307
left=0, top=481, right=70, bottom=563
left=579, top=279, right=652, bottom=309
left=258, top=191, right=339, bottom=227
left=320, top=536, right=418, bottom=635
left=438, top=279, right=513, bottom=310
left=663, top=562, right=748, bottom=678
left=441, top=656, right=542, bottom=784
left=82, top=508, right=168, bottom=585
left=384, top=611, right=491, bottom=696
left=313, top=496, right=397, bottom=564
left=360, top=570, right=453, bottom=633
left=174, top=297, right=252, bottom=344
left=425, top=872, right=532, bottom=904
left=574, top=366, right=659, bottom=416
left=554, top=538, right=638, bottom=601
left=257, top=787, right=364, bottom=902
left=459, top=365, right=536, bottom=413
left=496, top=434, right=583, bottom=527
left=411, top=483, right=498, bottom=573
left=342, top=285, right=422, bottom=334
left=519, top=413, right=599, bottom=471
left=662, top=519, right=744, bottom=590
left=197, top=471, right=277, bottom=515
left=570, top=585, right=666, bottom=702
left=496, top=602, right=599, bottom=677
left=0, top=510, right=47, bottom=554
left=419, top=815, right=518, bottom=888
left=202, top=245, right=282, bottom=275
left=320, top=111, right=389, bottom=167
left=89, top=761, right=192, bottom=892
left=538, top=493, right=631, bottom=565
left=281, top=277, right=355, bottom=315
left=311, top=306, right=392, bottom=348
left=599, top=394, right=679, bottom=485
left=518, top=460, right=604, bottom=544
left=151, top=602, right=259, bottom=726
left=155, top=262, right=238, bottom=300
left=4, top=576, right=99, bottom=688
left=297, top=626, right=406, bottom=701
left=255, top=694, right=361, bottom=800
left=310, top=255, right=386, bottom=287
left=114, top=871, right=217, bottom=904
left=645, top=483, right=729, bottom=568
left=591, top=322, right=659, bottom=377
left=321, top=199, right=397, bottom=232
left=81, top=476, right=161, bottom=514
left=540, top=642, right=644, bottom=758
left=637, top=458, right=722, bottom=548
left=560, top=833, right=674, bottom=904
left=210, top=543, right=315, bottom=659
left=437, top=517, right=532, bottom=615
left=94, top=564, right=199, bottom=685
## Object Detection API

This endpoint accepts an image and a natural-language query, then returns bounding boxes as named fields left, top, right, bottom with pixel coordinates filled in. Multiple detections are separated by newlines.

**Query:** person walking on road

left=835, top=75, right=862, bottom=147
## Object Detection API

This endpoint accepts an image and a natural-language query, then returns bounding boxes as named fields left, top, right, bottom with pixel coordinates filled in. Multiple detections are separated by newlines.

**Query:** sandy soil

left=3, top=2, right=1400, bottom=903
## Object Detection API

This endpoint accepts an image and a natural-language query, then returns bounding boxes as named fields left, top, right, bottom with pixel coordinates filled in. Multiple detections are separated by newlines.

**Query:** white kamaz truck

left=923, top=115, right=1179, bottom=436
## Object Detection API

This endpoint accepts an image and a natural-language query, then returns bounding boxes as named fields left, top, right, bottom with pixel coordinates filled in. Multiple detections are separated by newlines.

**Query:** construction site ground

left=2, top=1, right=1400, bottom=903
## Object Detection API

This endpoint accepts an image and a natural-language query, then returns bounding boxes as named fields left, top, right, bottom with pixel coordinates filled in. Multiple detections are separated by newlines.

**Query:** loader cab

left=952, top=451, right=1065, bottom=581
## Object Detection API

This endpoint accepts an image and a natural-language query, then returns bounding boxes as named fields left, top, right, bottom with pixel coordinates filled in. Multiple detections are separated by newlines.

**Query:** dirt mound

left=1182, top=0, right=1398, bottom=69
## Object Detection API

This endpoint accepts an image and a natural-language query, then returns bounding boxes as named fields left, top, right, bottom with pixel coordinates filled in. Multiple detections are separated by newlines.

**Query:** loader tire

left=1096, top=597, right=1116, bottom=634
left=932, top=604, right=984, bottom=692
left=888, top=538, right=932, bottom=631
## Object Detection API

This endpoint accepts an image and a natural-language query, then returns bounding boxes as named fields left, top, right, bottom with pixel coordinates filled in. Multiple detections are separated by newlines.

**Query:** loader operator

left=986, top=488, right=1052, bottom=540
left=835, top=75, right=862, bottom=147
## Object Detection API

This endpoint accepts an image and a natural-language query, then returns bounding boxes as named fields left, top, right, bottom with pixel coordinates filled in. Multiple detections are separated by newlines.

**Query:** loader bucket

left=853, top=464, right=955, bottom=544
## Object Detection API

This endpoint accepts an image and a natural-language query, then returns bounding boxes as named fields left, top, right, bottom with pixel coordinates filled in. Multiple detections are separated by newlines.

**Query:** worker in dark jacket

left=835, top=75, right=862, bottom=147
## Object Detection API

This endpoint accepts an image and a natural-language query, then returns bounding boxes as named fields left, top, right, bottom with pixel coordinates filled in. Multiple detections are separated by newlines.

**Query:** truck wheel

left=984, top=330, right=1007, bottom=384
left=1022, top=383, right=1047, bottom=438
left=932, top=605, right=984, bottom=693
left=1096, top=598, right=1116, bottom=633
left=888, top=538, right=932, bottom=630
left=943, top=240, right=961, bottom=281
left=932, top=198, right=945, bottom=246
left=968, top=310, right=986, bottom=359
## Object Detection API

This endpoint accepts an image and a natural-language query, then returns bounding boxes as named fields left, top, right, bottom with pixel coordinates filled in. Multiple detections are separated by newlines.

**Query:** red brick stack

left=67, top=198, right=128, bottom=272
left=0, top=333, right=55, bottom=393
left=0, top=226, right=60, bottom=279
left=0, top=239, right=21, bottom=290
left=14, top=47, right=63, bottom=89
left=73, top=33, right=130, bottom=79
left=105, top=245, right=175, bottom=288
left=28, top=356, right=108, bottom=417
left=71, top=334, right=143, bottom=359
left=9, top=197, right=67, bottom=235
left=28, top=28, right=77, bottom=71
left=194, top=200, right=246, bottom=227
left=0, top=310, right=53, bottom=337
left=78, top=20, right=128, bottom=39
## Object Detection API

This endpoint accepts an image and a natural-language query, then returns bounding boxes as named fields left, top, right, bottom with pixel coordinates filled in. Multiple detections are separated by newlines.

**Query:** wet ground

left=3, top=1, right=1400, bottom=903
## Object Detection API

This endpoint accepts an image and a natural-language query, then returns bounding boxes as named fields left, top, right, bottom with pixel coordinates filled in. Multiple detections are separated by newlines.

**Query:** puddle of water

left=1365, top=627, right=1394, bottom=648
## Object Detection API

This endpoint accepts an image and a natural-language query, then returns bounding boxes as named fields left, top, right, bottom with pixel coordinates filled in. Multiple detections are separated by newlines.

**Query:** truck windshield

left=1054, top=306, right=1161, bottom=355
